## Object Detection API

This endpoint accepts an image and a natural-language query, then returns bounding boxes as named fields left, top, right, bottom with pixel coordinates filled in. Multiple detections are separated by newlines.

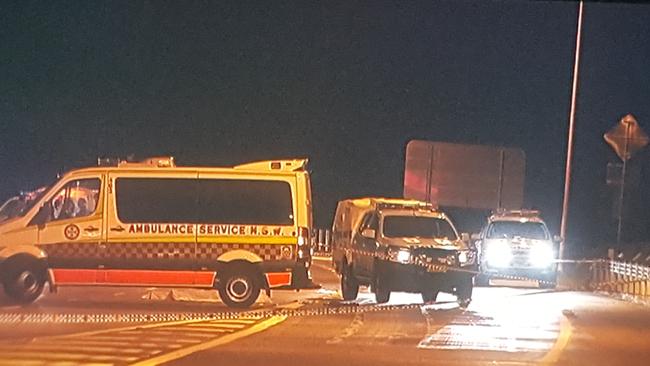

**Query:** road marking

left=129, top=315, right=287, bottom=366
left=326, top=312, right=364, bottom=344
left=539, top=316, right=573, bottom=365
left=0, top=310, right=289, bottom=365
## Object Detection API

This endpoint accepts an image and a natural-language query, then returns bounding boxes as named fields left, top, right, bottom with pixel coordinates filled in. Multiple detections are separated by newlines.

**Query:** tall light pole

left=559, top=1, right=584, bottom=263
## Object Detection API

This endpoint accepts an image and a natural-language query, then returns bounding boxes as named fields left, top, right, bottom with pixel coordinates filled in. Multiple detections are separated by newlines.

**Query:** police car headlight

left=388, top=247, right=411, bottom=263
left=485, top=242, right=512, bottom=268
left=530, top=243, right=554, bottom=268
left=458, top=250, right=472, bottom=265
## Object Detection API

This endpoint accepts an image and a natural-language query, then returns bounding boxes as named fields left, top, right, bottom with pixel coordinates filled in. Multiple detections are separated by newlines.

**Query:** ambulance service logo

left=64, top=224, right=80, bottom=240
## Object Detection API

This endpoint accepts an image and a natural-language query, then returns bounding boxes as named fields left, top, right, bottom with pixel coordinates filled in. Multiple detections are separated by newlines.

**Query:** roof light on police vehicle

left=485, top=242, right=512, bottom=268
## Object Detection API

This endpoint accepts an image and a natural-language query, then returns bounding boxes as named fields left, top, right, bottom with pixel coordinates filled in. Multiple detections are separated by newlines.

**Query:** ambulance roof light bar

left=116, top=156, right=176, bottom=168
left=234, top=159, right=308, bottom=172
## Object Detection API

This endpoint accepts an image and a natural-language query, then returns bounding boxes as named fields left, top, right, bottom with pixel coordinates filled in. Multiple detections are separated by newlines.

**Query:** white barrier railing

left=591, top=260, right=650, bottom=298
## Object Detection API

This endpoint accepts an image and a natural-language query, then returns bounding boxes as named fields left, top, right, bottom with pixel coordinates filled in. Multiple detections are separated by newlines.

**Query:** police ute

left=331, top=198, right=476, bottom=307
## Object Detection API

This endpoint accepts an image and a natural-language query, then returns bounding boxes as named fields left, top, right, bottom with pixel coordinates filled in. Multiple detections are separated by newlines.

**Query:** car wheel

left=340, top=262, right=359, bottom=301
left=3, top=261, right=45, bottom=304
left=456, top=275, right=473, bottom=308
left=421, top=289, right=439, bottom=304
left=218, top=268, right=261, bottom=308
left=373, top=271, right=390, bottom=304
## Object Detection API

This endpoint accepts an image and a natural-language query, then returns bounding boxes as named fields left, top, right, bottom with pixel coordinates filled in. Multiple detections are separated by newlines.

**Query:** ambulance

left=0, top=157, right=314, bottom=308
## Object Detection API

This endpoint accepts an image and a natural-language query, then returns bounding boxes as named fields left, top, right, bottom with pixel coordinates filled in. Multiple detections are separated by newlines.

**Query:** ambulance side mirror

left=31, top=203, right=52, bottom=229
left=553, top=235, right=562, bottom=243
left=471, top=233, right=481, bottom=241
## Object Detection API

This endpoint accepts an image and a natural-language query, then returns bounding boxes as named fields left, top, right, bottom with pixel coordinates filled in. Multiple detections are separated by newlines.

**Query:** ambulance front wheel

left=218, top=268, right=261, bottom=308
left=2, top=258, right=46, bottom=304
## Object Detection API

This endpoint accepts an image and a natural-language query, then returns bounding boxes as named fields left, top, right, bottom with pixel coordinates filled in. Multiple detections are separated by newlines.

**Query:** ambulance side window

left=50, top=179, right=101, bottom=221
left=115, top=178, right=197, bottom=223
left=197, top=179, right=293, bottom=225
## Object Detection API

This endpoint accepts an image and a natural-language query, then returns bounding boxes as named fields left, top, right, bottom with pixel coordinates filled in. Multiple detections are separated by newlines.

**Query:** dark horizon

left=2, top=1, right=650, bottom=255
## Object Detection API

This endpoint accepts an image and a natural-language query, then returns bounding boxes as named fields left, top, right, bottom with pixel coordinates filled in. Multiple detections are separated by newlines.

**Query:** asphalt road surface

left=0, top=258, right=649, bottom=365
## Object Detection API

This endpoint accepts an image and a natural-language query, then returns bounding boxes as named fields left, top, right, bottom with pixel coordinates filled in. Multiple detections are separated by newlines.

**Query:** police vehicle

left=331, top=198, right=476, bottom=307
left=0, top=157, right=314, bottom=308
left=473, top=209, right=558, bottom=288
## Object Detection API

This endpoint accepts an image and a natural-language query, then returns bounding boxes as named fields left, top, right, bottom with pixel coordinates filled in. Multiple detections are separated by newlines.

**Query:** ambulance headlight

left=530, top=243, right=555, bottom=268
left=485, top=242, right=512, bottom=268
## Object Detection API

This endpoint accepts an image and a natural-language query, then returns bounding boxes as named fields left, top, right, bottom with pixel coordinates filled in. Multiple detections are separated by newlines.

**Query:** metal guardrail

left=311, top=228, right=331, bottom=254
left=591, top=260, right=650, bottom=299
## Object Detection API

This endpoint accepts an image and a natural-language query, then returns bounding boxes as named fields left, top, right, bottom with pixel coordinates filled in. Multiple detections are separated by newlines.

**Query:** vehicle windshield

left=383, top=216, right=457, bottom=240
left=0, top=197, right=22, bottom=222
left=487, top=221, right=549, bottom=240
left=0, top=186, right=50, bottom=222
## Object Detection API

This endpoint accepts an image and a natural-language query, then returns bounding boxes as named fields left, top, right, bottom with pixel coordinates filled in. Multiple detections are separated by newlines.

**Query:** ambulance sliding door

left=104, top=172, right=198, bottom=271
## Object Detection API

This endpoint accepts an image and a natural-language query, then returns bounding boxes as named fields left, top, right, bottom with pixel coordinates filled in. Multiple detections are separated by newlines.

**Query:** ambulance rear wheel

left=3, top=259, right=46, bottom=304
left=218, top=269, right=261, bottom=308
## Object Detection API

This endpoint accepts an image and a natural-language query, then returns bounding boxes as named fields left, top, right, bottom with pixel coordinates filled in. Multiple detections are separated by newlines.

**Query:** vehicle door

left=103, top=173, right=198, bottom=272
left=35, top=176, right=105, bottom=274
left=354, top=212, right=379, bottom=278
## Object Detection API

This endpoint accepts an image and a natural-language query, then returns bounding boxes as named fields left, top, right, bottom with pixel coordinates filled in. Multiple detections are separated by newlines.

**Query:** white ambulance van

left=0, top=157, right=314, bottom=308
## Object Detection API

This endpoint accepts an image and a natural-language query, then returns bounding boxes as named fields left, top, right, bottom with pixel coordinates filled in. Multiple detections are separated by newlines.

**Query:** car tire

left=456, top=275, right=473, bottom=308
left=373, top=271, right=390, bottom=304
left=218, top=268, right=261, bottom=308
left=421, top=289, right=439, bottom=304
left=474, top=274, right=490, bottom=287
left=3, top=260, right=46, bottom=304
left=340, top=262, right=359, bottom=301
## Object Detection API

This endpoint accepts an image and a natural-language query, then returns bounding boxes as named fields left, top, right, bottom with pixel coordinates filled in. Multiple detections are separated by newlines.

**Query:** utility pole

left=559, top=0, right=584, bottom=263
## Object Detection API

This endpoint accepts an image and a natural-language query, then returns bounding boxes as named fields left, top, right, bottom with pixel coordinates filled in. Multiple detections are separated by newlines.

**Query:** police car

left=0, top=157, right=314, bottom=308
left=473, top=209, right=558, bottom=288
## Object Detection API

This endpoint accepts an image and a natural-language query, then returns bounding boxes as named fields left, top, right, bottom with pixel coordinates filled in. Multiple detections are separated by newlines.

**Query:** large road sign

left=404, top=140, right=525, bottom=210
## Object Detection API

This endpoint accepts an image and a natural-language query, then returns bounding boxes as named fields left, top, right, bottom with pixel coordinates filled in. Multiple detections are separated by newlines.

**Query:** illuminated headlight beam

left=485, top=244, right=512, bottom=268
left=530, top=243, right=555, bottom=268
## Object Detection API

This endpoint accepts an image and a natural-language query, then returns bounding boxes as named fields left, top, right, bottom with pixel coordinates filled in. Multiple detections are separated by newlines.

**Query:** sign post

left=604, top=114, right=648, bottom=245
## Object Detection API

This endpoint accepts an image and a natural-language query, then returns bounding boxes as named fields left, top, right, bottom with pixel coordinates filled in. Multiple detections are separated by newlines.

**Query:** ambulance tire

left=218, top=267, right=261, bottom=308
left=2, top=257, right=46, bottom=304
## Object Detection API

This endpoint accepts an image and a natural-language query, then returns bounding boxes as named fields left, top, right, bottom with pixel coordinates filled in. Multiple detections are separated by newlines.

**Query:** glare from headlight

left=530, top=243, right=554, bottom=267
left=396, top=249, right=411, bottom=263
left=485, top=243, right=512, bottom=268
left=458, top=251, right=468, bottom=264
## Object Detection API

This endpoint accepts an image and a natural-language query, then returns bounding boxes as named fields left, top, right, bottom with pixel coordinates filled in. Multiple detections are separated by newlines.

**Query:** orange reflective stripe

left=265, top=272, right=292, bottom=288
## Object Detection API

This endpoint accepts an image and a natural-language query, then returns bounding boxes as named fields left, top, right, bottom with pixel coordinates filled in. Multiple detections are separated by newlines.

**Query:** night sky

left=2, top=1, right=650, bottom=255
